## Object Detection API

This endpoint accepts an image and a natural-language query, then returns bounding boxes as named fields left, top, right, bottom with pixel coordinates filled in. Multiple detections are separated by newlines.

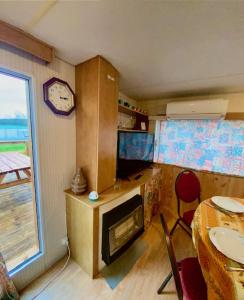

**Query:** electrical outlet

left=61, top=236, right=68, bottom=246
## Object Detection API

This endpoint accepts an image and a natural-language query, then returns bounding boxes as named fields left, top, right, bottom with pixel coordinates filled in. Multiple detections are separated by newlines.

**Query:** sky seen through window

left=0, top=72, right=27, bottom=119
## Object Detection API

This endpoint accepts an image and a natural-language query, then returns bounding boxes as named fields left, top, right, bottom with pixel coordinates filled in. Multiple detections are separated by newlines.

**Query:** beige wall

left=139, top=92, right=244, bottom=115
left=0, top=44, right=76, bottom=289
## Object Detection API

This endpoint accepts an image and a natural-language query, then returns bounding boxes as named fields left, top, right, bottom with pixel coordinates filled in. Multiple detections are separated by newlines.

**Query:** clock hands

left=60, top=96, right=68, bottom=100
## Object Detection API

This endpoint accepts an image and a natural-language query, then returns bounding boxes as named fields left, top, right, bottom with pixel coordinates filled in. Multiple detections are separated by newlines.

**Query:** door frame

left=0, top=66, right=44, bottom=277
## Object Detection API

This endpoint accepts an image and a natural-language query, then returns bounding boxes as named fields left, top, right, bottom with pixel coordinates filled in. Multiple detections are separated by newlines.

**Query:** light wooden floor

left=0, top=176, right=39, bottom=271
left=21, top=212, right=195, bottom=300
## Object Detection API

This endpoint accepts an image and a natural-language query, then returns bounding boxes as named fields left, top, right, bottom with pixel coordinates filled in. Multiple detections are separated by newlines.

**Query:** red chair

left=157, top=214, right=207, bottom=300
left=170, top=170, right=200, bottom=236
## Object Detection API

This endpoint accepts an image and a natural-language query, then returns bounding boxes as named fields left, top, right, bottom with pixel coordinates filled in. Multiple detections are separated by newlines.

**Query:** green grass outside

left=0, top=143, right=27, bottom=153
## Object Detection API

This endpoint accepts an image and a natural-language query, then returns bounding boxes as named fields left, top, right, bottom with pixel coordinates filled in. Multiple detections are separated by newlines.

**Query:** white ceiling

left=1, top=0, right=244, bottom=100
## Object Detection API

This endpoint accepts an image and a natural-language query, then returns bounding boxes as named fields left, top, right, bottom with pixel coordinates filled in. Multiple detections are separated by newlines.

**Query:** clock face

left=43, top=77, right=75, bottom=115
left=48, top=82, right=74, bottom=112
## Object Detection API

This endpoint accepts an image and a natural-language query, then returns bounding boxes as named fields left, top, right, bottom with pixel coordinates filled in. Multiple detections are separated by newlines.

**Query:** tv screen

left=117, top=131, right=154, bottom=178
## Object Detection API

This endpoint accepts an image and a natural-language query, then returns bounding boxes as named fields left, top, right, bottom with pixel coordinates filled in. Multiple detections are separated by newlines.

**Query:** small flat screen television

left=117, top=131, right=154, bottom=178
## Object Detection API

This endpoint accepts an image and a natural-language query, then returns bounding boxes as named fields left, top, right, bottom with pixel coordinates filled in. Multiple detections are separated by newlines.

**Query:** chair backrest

left=175, top=170, right=200, bottom=203
left=160, top=214, right=183, bottom=300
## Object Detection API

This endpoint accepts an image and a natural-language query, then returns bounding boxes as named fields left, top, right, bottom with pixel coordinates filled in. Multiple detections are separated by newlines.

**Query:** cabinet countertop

left=65, top=167, right=161, bottom=209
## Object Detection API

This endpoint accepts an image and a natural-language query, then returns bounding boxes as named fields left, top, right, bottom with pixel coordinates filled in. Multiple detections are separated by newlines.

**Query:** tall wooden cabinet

left=75, top=56, right=119, bottom=193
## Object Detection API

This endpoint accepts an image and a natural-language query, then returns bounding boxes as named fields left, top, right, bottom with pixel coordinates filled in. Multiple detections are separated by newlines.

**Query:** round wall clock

left=43, top=77, right=75, bottom=116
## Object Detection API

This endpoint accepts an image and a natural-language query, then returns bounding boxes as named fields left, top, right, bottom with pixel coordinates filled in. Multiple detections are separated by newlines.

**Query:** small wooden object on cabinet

left=76, top=56, right=119, bottom=193
left=71, top=167, right=87, bottom=194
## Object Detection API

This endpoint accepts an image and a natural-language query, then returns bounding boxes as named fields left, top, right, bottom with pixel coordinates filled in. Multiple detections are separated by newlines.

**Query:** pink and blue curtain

left=119, top=132, right=154, bottom=161
left=154, top=120, right=244, bottom=176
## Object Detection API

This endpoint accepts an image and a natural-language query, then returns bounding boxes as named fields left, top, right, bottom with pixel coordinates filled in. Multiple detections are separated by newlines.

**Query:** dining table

left=192, top=197, right=244, bottom=300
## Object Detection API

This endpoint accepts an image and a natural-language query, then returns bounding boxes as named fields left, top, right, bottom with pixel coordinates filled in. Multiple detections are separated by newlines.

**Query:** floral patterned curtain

left=154, top=120, right=244, bottom=176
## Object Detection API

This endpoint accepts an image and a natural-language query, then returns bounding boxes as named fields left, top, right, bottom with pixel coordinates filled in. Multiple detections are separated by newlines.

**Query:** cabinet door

left=97, top=57, right=118, bottom=193
left=76, top=58, right=99, bottom=191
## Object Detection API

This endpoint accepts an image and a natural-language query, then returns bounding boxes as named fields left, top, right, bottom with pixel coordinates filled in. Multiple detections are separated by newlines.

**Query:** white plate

left=209, top=227, right=244, bottom=264
left=211, top=196, right=244, bottom=213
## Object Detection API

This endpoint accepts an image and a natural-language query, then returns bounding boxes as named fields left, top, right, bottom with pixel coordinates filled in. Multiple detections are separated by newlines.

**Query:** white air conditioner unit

left=166, top=99, right=228, bottom=120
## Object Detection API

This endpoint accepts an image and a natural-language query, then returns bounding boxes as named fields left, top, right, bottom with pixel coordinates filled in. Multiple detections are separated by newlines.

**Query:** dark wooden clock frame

left=43, top=77, right=75, bottom=116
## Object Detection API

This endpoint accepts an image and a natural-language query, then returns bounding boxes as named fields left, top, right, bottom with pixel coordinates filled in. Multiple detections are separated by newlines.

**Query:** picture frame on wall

left=141, top=122, right=146, bottom=131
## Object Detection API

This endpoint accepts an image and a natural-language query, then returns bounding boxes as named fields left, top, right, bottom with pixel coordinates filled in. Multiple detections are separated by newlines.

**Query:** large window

left=154, top=120, right=244, bottom=177
left=0, top=69, right=41, bottom=272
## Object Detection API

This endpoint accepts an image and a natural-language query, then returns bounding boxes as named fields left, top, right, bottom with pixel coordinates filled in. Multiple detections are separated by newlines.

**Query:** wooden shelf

left=118, top=104, right=149, bottom=131
left=118, top=104, right=147, bottom=116
left=65, top=167, right=160, bottom=209
left=117, top=129, right=148, bottom=133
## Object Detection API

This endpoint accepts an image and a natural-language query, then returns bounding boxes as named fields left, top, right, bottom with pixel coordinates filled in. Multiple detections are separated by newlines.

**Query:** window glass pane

left=154, top=120, right=244, bottom=176
left=0, top=71, right=40, bottom=271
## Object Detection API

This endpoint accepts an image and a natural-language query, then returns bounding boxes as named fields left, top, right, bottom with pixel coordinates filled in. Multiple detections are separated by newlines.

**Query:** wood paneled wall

left=158, top=163, right=244, bottom=217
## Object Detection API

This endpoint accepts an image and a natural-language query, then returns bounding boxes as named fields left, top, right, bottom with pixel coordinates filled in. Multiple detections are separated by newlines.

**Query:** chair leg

left=179, top=221, right=192, bottom=237
left=170, top=219, right=180, bottom=236
left=157, top=271, right=173, bottom=294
